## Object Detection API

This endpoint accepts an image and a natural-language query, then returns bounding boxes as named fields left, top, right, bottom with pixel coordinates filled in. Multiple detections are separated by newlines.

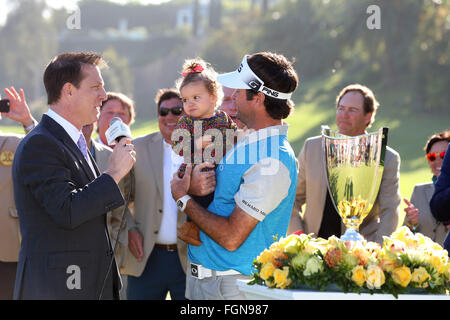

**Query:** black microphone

left=105, top=117, right=132, bottom=145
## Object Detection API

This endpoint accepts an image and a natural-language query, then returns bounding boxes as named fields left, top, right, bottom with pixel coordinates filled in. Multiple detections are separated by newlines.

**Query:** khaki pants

left=185, top=266, right=250, bottom=300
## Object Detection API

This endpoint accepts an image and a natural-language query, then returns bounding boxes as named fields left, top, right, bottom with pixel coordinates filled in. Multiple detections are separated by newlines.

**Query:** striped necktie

left=77, top=134, right=89, bottom=161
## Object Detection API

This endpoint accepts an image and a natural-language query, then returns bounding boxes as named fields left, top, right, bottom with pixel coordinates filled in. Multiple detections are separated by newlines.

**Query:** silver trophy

left=322, top=126, right=388, bottom=241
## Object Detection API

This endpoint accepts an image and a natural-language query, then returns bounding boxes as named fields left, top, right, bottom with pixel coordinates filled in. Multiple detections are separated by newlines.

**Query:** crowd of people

left=0, top=50, right=449, bottom=300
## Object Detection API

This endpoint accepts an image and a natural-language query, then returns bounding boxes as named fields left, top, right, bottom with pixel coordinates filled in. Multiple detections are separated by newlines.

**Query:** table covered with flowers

left=238, top=227, right=450, bottom=300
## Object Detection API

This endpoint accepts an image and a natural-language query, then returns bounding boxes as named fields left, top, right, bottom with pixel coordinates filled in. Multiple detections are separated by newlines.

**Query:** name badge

left=0, top=150, right=14, bottom=167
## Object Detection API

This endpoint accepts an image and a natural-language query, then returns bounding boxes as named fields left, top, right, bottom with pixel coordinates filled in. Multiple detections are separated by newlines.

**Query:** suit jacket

left=91, top=140, right=130, bottom=271
left=12, top=115, right=124, bottom=300
left=120, top=131, right=188, bottom=277
left=92, top=139, right=112, bottom=172
left=293, top=136, right=401, bottom=243
left=430, top=143, right=450, bottom=251
left=404, top=182, right=449, bottom=246
left=0, top=133, right=23, bottom=262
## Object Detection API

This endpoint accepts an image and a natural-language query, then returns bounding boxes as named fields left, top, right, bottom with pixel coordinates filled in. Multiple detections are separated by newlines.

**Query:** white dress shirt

left=156, top=140, right=184, bottom=244
left=46, top=109, right=97, bottom=177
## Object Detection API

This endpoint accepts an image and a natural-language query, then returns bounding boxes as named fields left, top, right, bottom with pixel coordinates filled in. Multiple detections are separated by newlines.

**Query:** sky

left=0, top=0, right=171, bottom=25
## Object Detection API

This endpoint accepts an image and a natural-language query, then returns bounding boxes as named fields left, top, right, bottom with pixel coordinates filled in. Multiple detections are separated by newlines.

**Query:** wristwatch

left=176, top=195, right=191, bottom=212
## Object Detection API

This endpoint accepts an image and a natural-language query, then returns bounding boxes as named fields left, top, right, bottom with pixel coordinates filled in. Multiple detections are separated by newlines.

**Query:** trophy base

left=340, top=229, right=364, bottom=242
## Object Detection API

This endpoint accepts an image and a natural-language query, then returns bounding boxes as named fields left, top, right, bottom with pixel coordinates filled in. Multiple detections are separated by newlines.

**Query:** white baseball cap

left=217, top=55, right=293, bottom=100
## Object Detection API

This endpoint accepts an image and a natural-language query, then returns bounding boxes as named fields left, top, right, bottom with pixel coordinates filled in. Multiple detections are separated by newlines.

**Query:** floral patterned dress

left=172, top=110, right=237, bottom=208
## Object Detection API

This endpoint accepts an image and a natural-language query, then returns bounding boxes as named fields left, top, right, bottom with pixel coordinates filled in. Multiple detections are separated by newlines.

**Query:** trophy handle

left=380, top=127, right=389, bottom=166
left=321, top=125, right=331, bottom=137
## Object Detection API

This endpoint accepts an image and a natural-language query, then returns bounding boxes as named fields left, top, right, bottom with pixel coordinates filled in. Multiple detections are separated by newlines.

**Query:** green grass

left=0, top=124, right=24, bottom=135
left=1, top=102, right=445, bottom=203
left=285, top=76, right=450, bottom=227
left=2, top=75, right=449, bottom=227
left=0, top=118, right=160, bottom=138
left=129, top=117, right=159, bottom=138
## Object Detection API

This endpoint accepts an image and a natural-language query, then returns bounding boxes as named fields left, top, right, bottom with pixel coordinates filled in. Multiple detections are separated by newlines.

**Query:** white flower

left=366, top=265, right=385, bottom=289
left=303, top=256, right=324, bottom=277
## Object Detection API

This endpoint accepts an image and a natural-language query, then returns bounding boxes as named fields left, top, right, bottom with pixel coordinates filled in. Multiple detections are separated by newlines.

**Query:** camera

left=0, top=99, right=10, bottom=113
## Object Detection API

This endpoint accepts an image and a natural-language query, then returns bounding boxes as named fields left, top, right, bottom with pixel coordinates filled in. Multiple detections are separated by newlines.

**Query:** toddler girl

left=172, top=58, right=237, bottom=246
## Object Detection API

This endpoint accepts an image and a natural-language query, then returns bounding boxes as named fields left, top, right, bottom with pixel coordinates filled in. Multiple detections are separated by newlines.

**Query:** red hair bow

left=182, top=65, right=204, bottom=77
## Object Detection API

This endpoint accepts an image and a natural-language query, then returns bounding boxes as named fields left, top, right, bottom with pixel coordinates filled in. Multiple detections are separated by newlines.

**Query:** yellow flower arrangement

left=273, top=267, right=291, bottom=289
left=250, top=227, right=450, bottom=298
left=351, top=266, right=366, bottom=287
left=257, top=249, right=275, bottom=265
left=366, top=265, right=385, bottom=289
left=260, top=262, right=276, bottom=281
left=303, top=256, right=324, bottom=277
left=391, top=266, right=412, bottom=287
left=411, top=267, right=431, bottom=288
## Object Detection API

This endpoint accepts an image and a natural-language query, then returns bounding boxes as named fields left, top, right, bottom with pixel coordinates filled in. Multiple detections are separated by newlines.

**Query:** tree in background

left=261, top=0, right=269, bottom=16
left=245, top=0, right=449, bottom=113
left=209, top=0, right=222, bottom=29
left=77, top=0, right=177, bottom=33
left=410, top=1, right=450, bottom=112
left=102, top=47, right=134, bottom=96
left=193, top=0, right=200, bottom=36
left=0, top=0, right=447, bottom=120
left=202, top=25, right=248, bottom=73
left=0, top=0, right=57, bottom=102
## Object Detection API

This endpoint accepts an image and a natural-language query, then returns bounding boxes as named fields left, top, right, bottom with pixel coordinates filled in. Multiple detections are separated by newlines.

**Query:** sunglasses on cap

left=427, top=151, right=445, bottom=162
left=158, top=106, right=183, bottom=117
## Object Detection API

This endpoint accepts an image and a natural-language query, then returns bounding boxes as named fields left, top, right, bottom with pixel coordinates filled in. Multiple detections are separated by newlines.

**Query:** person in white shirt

left=121, top=88, right=215, bottom=300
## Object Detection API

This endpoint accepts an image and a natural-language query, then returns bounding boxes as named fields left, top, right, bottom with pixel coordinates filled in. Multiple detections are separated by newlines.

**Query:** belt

left=154, top=243, right=178, bottom=252
left=190, top=262, right=240, bottom=279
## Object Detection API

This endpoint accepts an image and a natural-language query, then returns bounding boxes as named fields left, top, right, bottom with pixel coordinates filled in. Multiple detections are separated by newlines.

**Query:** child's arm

left=172, top=115, right=194, bottom=161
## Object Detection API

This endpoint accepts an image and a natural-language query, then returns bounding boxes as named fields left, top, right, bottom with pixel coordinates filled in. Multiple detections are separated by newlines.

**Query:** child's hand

left=189, top=162, right=216, bottom=196
left=171, top=163, right=192, bottom=201
left=194, top=135, right=213, bottom=150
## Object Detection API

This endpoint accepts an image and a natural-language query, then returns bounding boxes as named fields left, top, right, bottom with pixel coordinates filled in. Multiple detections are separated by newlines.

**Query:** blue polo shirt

left=188, top=125, right=298, bottom=275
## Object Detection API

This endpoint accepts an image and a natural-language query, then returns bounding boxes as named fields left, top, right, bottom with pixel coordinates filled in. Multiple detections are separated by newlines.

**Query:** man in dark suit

left=430, top=143, right=450, bottom=252
left=12, top=52, right=136, bottom=300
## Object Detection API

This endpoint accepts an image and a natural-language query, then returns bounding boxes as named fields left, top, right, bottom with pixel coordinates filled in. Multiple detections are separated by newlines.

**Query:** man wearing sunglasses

left=289, top=84, right=401, bottom=244
left=430, top=141, right=450, bottom=253
left=403, top=131, right=450, bottom=246
left=121, top=88, right=215, bottom=300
